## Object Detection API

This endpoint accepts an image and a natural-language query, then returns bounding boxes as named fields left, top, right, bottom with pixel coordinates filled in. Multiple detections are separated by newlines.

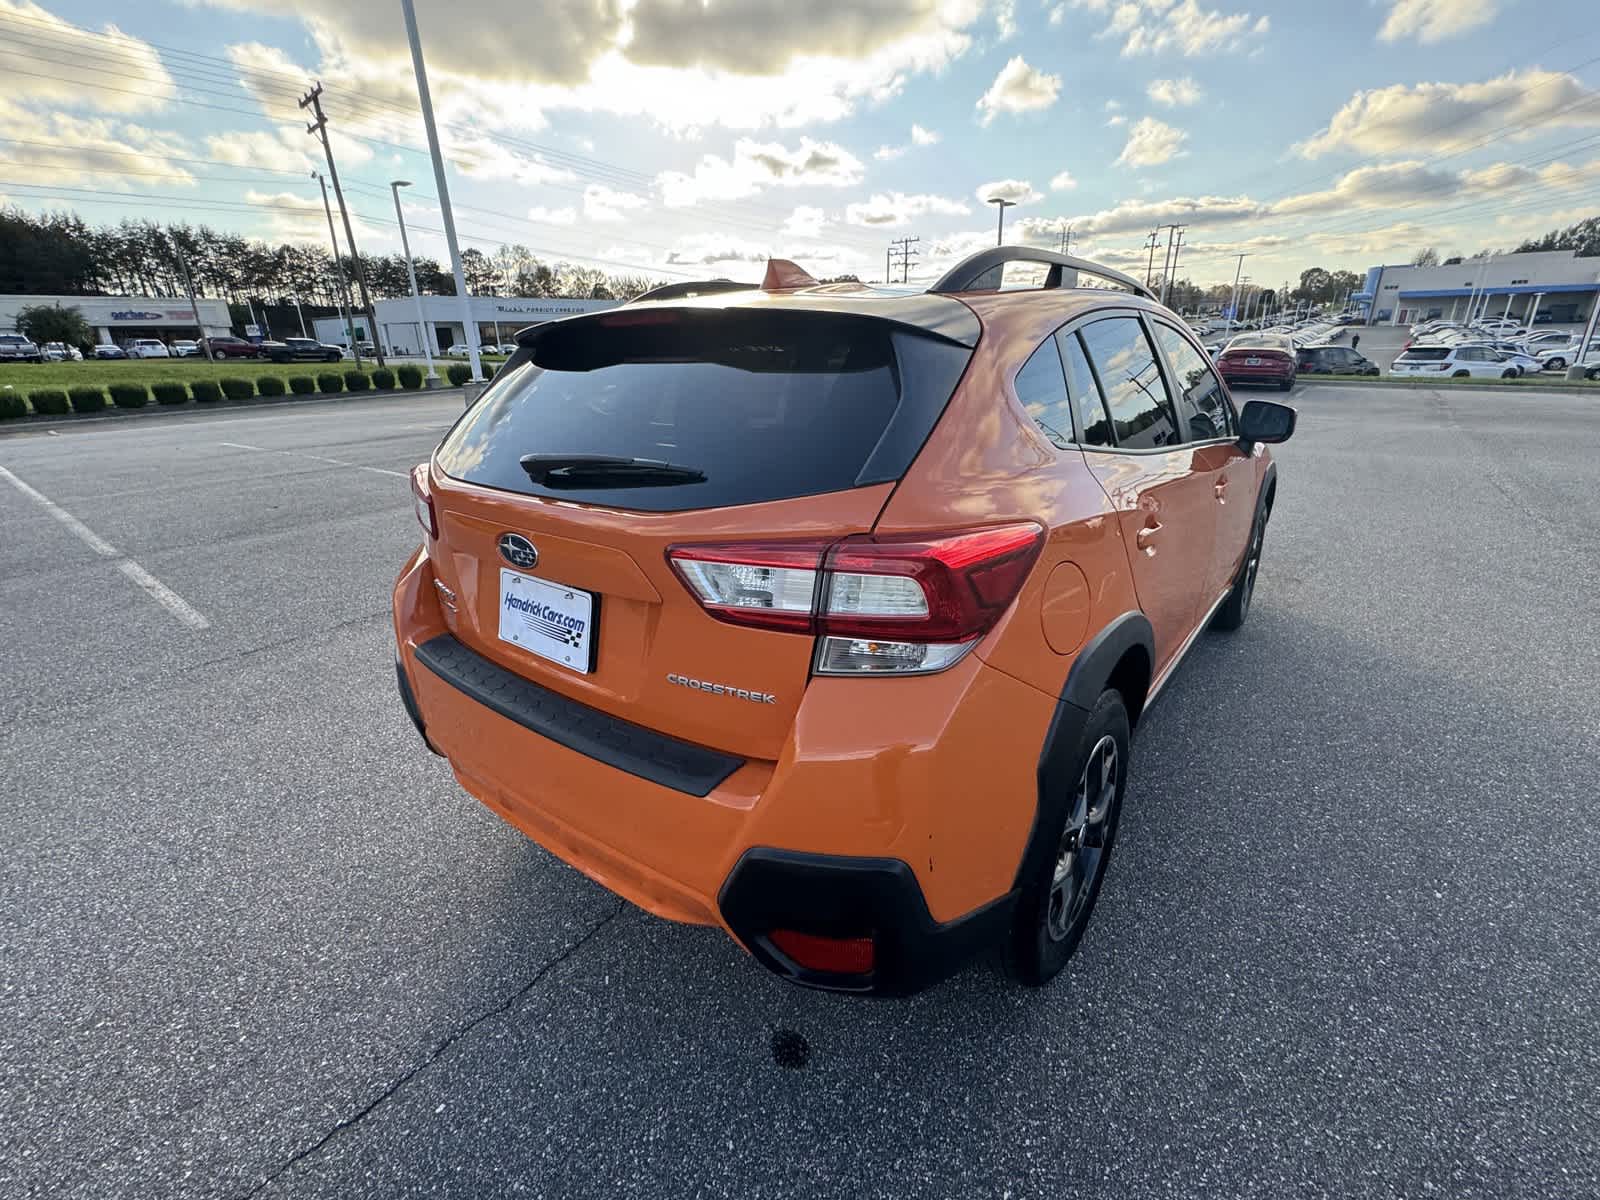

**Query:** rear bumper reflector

left=412, top=634, right=744, bottom=797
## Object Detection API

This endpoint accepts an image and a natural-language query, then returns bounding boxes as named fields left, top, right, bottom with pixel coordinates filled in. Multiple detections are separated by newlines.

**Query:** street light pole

left=290, top=295, right=307, bottom=337
left=391, top=179, right=438, bottom=384
left=988, top=197, right=1017, bottom=246
left=401, top=0, right=484, bottom=387
left=1229, top=253, right=1249, bottom=325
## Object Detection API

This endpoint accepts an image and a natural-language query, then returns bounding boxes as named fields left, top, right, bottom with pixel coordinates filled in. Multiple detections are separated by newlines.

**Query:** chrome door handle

left=1214, top=479, right=1228, bottom=500
left=1136, top=522, right=1162, bottom=551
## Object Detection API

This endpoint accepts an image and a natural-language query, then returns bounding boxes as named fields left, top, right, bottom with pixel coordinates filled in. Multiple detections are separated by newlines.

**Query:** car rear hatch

left=418, top=301, right=978, bottom=764
left=1218, top=343, right=1294, bottom=372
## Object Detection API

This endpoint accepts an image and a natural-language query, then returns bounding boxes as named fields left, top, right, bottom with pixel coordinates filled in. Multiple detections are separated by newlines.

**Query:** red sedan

left=1216, top=334, right=1297, bottom=391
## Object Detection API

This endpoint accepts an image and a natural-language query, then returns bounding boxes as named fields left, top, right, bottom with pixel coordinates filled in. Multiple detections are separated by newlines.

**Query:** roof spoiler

left=628, top=279, right=758, bottom=304
left=928, top=247, right=1156, bottom=302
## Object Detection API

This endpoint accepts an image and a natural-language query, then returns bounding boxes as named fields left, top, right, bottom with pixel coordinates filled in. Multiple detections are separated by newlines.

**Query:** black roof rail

left=628, top=279, right=757, bottom=304
left=927, top=247, right=1156, bottom=302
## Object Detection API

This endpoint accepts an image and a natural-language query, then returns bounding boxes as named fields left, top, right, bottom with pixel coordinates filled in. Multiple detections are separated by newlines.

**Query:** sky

left=2, top=0, right=1599, bottom=292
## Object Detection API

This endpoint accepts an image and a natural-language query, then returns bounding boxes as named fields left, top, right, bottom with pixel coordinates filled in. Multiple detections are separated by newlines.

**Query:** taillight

left=410, top=464, right=436, bottom=539
left=666, top=522, right=1044, bottom=676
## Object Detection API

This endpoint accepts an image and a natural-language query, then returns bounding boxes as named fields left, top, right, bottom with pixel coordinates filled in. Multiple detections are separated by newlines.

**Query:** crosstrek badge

left=495, top=568, right=595, bottom=673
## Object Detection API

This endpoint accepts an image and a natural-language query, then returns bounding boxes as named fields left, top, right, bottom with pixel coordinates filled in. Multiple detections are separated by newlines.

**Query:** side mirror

left=1238, top=399, right=1296, bottom=444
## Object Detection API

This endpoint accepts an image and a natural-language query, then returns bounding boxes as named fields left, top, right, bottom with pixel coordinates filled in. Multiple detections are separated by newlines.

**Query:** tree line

left=0, top=208, right=662, bottom=303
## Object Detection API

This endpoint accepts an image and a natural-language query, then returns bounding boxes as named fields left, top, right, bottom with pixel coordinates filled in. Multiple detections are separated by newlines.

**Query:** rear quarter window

left=1398, top=347, right=1451, bottom=361
left=435, top=309, right=972, bottom=513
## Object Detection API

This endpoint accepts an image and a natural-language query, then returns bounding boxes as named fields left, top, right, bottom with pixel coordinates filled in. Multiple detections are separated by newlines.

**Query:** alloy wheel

left=1047, top=734, right=1118, bottom=942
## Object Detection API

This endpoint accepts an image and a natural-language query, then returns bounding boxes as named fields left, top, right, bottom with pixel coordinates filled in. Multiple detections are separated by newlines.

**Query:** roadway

left=2, top=384, right=1597, bottom=1198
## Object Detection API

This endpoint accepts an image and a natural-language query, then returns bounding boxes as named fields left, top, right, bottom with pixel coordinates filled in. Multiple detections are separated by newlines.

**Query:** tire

left=326, top=352, right=340, bottom=362
left=1501, top=369, right=1518, bottom=379
left=1546, top=357, right=1565, bottom=370
left=1366, top=368, right=1380, bottom=377
left=1278, top=377, right=1293, bottom=391
left=1212, top=503, right=1267, bottom=632
left=1005, top=689, right=1130, bottom=987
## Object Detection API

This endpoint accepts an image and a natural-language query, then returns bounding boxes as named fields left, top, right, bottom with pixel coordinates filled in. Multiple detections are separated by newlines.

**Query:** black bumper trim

left=411, top=634, right=744, bottom=797
left=395, top=654, right=442, bottom=756
left=718, top=847, right=1015, bottom=997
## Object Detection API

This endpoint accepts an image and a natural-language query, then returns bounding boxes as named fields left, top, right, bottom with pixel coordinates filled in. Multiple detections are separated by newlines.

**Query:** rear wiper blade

left=518, top=453, right=706, bottom=488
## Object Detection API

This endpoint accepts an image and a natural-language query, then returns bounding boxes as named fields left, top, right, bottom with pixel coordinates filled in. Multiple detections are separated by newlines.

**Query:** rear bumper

left=392, top=546, right=1052, bottom=995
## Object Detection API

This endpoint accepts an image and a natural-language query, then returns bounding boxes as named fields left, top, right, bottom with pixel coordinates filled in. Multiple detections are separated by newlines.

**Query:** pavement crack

left=237, top=901, right=625, bottom=1198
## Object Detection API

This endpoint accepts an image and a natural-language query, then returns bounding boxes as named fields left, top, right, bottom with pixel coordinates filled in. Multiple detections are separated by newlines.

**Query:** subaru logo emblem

left=498, top=533, right=538, bottom=569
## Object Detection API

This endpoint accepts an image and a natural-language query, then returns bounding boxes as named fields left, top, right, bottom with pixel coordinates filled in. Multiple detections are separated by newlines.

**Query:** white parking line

left=0, top=465, right=211, bottom=630
left=220, top=442, right=408, bottom=478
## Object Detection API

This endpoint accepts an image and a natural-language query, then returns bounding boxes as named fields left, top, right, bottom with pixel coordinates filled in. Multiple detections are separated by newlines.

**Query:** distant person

left=1351, top=333, right=1360, bottom=353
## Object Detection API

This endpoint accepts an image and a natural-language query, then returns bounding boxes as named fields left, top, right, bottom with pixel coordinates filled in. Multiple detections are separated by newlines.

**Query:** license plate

left=1246, top=356, right=1261, bottom=365
left=497, top=568, right=595, bottom=673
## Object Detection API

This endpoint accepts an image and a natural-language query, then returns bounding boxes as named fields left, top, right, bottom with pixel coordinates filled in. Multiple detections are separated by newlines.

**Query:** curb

left=0, top=385, right=467, bottom=437
left=1296, top=375, right=1599, bottom=394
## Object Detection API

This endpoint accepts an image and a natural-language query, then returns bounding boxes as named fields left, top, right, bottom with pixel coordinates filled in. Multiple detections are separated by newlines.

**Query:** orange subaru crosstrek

left=393, top=249, right=1295, bottom=995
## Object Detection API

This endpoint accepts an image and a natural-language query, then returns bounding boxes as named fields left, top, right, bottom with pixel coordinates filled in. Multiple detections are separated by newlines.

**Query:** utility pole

left=1158, top=225, right=1176, bottom=300
left=889, top=235, right=920, bottom=284
left=1144, top=228, right=1161, bottom=291
left=173, top=242, right=215, bottom=361
left=886, top=245, right=892, bottom=285
left=1166, top=226, right=1187, bottom=306
left=300, top=82, right=385, bottom=367
left=313, top=171, right=359, bottom=368
left=402, top=0, right=483, bottom=387
left=1058, top=222, right=1074, bottom=255
left=392, top=179, right=438, bottom=385
left=1229, top=253, right=1249, bottom=324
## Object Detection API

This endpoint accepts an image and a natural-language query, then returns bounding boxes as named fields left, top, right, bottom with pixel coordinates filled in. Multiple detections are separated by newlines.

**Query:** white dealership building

left=1353, top=249, right=1600, bottom=327
left=0, top=293, right=232, bottom=344
left=311, top=295, right=623, bottom=355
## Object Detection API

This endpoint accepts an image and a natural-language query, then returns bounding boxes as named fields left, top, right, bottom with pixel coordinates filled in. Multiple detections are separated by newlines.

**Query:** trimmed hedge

left=256, top=374, right=287, bottom=396
left=396, top=364, right=423, bottom=389
left=288, top=375, right=316, bottom=395
left=219, top=377, right=254, bottom=401
left=371, top=367, right=395, bottom=390
left=191, top=379, right=222, bottom=403
left=68, top=385, right=107, bottom=413
left=29, top=388, right=69, bottom=415
left=109, top=382, right=149, bottom=409
left=316, top=370, right=344, bottom=394
left=152, top=381, right=189, bottom=406
left=343, top=369, right=370, bottom=392
left=0, top=389, right=26, bottom=419
left=446, top=363, right=471, bottom=386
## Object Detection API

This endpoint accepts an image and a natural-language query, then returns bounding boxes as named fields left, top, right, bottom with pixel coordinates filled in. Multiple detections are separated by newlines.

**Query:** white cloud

left=995, top=0, right=1018, bottom=39
left=976, top=56, right=1062, bottom=124
left=244, top=188, right=381, bottom=245
left=1296, top=69, right=1600, bottom=158
left=846, top=191, right=973, bottom=226
left=0, top=108, right=196, bottom=188
left=1073, top=0, right=1269, bottom=57
left=0, top=0, right=176, bottom=114
left=658, top=136, right=864, bottom=206
left=875, top=144, right=908, bottom=160
left=526, top=205, right=579, bottom=225
left=204, top=130, right=316, bottom=174
left=1107, top=114, right=1128, bottom=127
left=1379, top=0, right=1498, bottom=44
left=975, top=179, right=1043, bottom=205
left=1116, top=116, right=1188, bottom=167
left=1050, top=170, right=1078, bottom=191
left=1147, top=76, right=1203, bottom=107
left=1105, top=98, right=1122, bottom=111
left=583, top=184, right=649, bottom=222
left=447, top=134, right=577, bottom=186
left=783, top=205, right=828, bottom=238
left=664, top=234, right=776, bottom=266
left=911, top=123, right=941, bottom=145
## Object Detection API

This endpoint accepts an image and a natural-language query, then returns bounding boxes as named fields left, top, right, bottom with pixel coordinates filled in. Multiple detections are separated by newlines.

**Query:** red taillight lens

left=410, top=464, right=436, bottom=539
left=666, top=523, right=1044, bottom=674
left=768, top=930, right=875, bottom=975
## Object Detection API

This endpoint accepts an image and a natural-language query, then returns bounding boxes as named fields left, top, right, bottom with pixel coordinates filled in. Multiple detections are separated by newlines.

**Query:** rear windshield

left=1225, top=337, right=1290, bottom=352
left=435, top=308, right=971, bottom=512
left=1398, top=347, right=1451, bottom=361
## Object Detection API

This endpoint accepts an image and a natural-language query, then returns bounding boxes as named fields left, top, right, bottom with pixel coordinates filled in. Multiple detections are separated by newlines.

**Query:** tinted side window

left=1150, top=321, right=1231, bottom=441
left=1058, top=331, right=1113, bottom=447
left=1012, top=339, right=1072, bottom=449
left=1078, top=317, right=1178, bottom=450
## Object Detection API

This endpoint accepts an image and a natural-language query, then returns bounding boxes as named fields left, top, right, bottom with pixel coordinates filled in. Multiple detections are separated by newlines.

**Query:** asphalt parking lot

left=3, top=384, right=1598, bottom=1199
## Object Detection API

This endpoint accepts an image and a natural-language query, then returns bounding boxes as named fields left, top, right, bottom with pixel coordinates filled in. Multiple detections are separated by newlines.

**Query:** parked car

left=444, top=343, right=473, bottom=358
left=128, top=338, right=170, bottom=359
left=1534, top=342, right=1588, bottom=370
left=357, top=340, right=377, bottom=356
left=203, top=335, right=262, bottom=360
left=41, top=341, right=82, bottom=361
left=172, top=340, right=201, bottom=357
left=495, top=343, right=520, bottom=355
left=0, top=333, right=44, bottom=363
left=1390, top=345, right=1520, bottom=379
left=394, top=249, right=1296, bottom=995
left=261, top=337, right=345, bottom=363
left=1215, top=334, right=1297, bottom=390
left=92, top=343, right=128, bottom=359
left=1296, top=344, right=1380, bottom=376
